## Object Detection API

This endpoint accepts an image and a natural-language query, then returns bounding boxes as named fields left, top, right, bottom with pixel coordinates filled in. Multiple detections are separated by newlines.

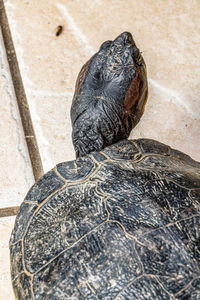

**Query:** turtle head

left=71, top=32, right=148, bottom=157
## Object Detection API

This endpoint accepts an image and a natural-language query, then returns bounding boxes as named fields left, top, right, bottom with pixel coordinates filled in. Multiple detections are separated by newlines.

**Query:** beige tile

left=0, top=30, right=34, bottom=208
left=5, top=0, right=200, bottom=165
left=132, top=87, right=200, bottom=161
left=0, top=216, right=15, bottom=300
left=5, top=0, right=88, bottom=172
left=27, top=93, right=75, bottom=171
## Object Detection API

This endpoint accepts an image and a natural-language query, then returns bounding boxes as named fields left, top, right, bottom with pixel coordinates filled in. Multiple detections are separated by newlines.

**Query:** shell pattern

left=10, top=138, right=200, bottom=299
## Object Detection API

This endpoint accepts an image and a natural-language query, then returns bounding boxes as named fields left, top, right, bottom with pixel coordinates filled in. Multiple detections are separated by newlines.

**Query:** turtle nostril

left=114, top=32, right=134, bottom=46
left=123, top=32, right=132, bottom=43
left=123, top=32, right=134, bottom=44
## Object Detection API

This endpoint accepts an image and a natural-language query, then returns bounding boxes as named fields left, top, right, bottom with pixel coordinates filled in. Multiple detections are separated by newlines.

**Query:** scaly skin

left=71, top=32, right=148, bottom=157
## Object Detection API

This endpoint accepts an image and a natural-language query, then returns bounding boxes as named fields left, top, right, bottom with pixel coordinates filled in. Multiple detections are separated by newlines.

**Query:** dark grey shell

left=10, top=139, right=200, bottom=299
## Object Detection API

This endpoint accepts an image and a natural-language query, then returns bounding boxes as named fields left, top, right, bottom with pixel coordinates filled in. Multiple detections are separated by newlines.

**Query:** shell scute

left=132, top=139, right=171, bottom=156
left=142, top=179, right=198, bottom=221
left=134, top=154, right=200, bottom=189
left=33, top=222, right=141, bottom=299
left=10, top=203, right=38, bottom=244
left=106, top=190, right=171, bottom=237
left=56, top=156, right=97, bottom=181
left=12, top=272, right=32, bottom=300
left=90, top=159, right=159, bottom=195
left=117, top=276, right=172, bottom=300
left=10, top=169, right=66, bottom=245
left=136, top=225, right=199, bottom=294
left=10, top=241, right=23, bottom=280
left=23, top=184, right=107, bottom=273
left=101, top=139, right=139, bottom=160
left=25, top=169, right=65, bottom=204
left=170, top=148, right=200, bottom=169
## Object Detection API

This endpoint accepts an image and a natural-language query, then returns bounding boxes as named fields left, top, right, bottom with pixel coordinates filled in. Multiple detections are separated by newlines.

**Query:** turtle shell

left=10, top=139, right=200, bottom=299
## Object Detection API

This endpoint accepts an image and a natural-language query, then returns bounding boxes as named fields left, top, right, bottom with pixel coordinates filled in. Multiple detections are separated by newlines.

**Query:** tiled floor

left=0, top=29, right=34, bottom=209
left=1, top=0, right=200, bottom=298
left=0, top=217, right=15, bottom=299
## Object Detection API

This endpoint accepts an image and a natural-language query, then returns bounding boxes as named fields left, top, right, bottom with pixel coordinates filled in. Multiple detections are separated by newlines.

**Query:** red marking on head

left=124, top=67, right=141, bottom=116
left=72, top=55, right=95, bottom=103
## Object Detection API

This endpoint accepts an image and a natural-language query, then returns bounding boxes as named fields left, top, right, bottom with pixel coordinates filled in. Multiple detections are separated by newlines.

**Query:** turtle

left=10, top=32, right=200, bottom=300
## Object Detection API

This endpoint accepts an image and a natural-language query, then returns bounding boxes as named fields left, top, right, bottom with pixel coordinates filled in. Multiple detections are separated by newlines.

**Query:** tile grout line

left=0, top=0, right=43, bottom=217
left=0, top=206, right=20, bottom=218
